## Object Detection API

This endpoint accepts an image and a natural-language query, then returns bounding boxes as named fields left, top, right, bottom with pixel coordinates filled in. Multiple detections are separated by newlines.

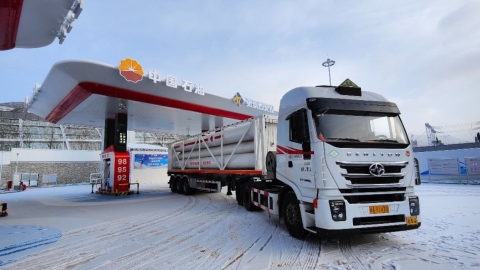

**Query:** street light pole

left=0, top=145, right=3, bottom=184
left=16, top=153, right=19, bottom=173
left=322, top=58, right=336, bottom=86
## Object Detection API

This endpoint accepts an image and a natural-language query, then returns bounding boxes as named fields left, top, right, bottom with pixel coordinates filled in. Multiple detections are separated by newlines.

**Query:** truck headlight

left=329, top=200, right=346, bottom=221
left=409, top=196, right=420, bottom=216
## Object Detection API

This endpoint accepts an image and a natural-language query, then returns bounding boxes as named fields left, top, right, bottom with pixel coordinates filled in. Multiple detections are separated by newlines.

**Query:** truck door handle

left=288, top=161, right=293, bottom=168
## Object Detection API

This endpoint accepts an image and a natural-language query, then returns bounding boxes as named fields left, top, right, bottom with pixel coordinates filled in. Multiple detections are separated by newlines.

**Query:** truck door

left=286, top=109, right=315, bottom=189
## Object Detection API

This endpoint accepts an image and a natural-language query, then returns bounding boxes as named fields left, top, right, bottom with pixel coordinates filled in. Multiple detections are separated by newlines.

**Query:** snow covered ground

left=1, top=182, right=479, bottom=269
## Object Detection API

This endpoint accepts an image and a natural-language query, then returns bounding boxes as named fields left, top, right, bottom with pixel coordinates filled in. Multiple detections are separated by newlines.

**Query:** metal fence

left=414, top=142, right=480, bottom=153
left=423, top=157, right=480, bottom=184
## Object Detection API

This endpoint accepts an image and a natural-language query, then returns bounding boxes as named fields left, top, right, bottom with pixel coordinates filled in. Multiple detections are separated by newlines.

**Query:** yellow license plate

left=406, top=216, right=418, bottom=226
left=369, top=205, right=389, bottom=214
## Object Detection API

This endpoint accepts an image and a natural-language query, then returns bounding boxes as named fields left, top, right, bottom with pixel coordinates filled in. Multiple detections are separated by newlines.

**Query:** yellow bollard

left=0, top=203, right=7, bottom=217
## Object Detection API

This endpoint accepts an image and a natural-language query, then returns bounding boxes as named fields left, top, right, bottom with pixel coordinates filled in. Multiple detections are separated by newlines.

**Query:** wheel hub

left=285, top=204, right=298, bottom=225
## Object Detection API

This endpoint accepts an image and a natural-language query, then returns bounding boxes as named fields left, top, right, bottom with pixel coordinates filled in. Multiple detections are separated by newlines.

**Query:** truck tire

left=176, top=177, right=184, bottom=194
left=243, top=183, right=254, bottom=211
left=181, top=177, right=189, bottom=195
left=182, top=177, right=196, bottom=195
left=170, top=176, right=177, bottom=193
left=283, top=191, right=306, bottom=239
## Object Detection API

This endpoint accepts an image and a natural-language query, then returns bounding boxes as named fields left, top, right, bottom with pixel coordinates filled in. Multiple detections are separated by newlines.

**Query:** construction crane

left=425, top=123, right=441, bottom=146
left=425, top=121, right=480, bottom=146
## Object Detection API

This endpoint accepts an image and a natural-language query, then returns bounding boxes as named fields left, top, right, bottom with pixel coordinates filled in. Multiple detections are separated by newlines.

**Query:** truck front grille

left=336, top=161, right=407, bottom=187
left=340, top=187, right=406, bottom=193
left=345, top=166, right=402, bottom=174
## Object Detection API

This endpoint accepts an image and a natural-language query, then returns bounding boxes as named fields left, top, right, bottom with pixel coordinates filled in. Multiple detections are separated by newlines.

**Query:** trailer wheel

left=182, top=177, right=196, bottom=195
left=176, top=177, right=184, bottom=194
left=243, top=183, right=254, bottom=211
left=283, top=191, right=306, bottom=239
left=170, top=176, right=177, bottom=193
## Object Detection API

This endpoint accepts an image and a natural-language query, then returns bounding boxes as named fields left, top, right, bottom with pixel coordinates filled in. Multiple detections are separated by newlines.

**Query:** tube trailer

left=168, top=79, right=421, bottom=238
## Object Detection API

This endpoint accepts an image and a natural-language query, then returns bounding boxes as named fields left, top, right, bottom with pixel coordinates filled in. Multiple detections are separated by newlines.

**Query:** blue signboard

left=134, top=154, right=168, bottom=169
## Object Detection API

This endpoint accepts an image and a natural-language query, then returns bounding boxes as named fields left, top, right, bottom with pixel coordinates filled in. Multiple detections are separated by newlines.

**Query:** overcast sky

left=1, top=0, right=479, bottom=145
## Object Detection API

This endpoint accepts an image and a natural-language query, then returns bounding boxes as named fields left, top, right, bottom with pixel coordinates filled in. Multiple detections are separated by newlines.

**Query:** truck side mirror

left=414, top=158, right=421, bottom=185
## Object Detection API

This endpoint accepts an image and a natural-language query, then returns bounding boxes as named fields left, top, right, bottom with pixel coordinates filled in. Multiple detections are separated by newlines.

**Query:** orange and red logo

left=118, top=58, right=144, bottom=83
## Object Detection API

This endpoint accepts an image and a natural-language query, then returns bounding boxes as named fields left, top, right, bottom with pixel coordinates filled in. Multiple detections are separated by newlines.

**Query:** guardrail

left=90, top=173, right=101, bottom=184
left=116, top=183, right=140, bottom=194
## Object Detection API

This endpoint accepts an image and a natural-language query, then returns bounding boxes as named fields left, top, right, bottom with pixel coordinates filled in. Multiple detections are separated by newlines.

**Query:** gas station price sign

left=116, top=156, right=129, bottom=182
left=114, top=151, right=130, bottom=192
left=102, top=149, right=130, bottom=192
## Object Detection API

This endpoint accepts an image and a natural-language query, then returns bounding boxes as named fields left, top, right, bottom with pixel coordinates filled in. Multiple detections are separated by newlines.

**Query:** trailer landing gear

left=227, top=183, right=232, bottom=196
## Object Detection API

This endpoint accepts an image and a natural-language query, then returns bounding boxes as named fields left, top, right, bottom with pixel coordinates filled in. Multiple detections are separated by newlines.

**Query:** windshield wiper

left=369, top=139, right=399, bottom=143
left=325, top=137, right=361, bottom=142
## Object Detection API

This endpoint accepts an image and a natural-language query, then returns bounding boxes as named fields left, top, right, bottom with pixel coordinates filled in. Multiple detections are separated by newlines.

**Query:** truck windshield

left=314, top=112, right=409, bottom=146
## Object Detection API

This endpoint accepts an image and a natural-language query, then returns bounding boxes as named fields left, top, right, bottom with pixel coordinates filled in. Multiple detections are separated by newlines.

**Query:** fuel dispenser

left=100, top=145, right=130, bottom=193
left=97, top=113, right=130, bottom=194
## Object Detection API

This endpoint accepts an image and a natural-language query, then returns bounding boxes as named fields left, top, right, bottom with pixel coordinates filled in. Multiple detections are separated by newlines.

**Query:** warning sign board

left=465, top=158, right=480, bottom=175
left=427, top=158, right=459, bottom=175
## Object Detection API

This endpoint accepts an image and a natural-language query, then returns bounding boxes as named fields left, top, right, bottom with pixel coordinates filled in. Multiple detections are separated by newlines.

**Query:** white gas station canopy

left=0, top=0, right=82, bottom=50
left=26, top=59, right=276, bottom=135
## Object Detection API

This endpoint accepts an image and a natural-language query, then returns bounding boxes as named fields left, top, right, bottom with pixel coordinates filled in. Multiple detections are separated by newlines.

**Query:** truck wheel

left=170, top=177, right=177, bottom=193
left=176, top=177, right=184, bottom=194
left=283, top=191, right=306, bottom=239
left=182, top=177, right=195, bottom=195
left=243, top=183, right=254, bottom=211
left=181, top=177, right=189, bottom=195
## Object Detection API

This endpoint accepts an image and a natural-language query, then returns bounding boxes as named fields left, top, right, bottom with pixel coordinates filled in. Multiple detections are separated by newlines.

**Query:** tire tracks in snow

left=267, top=232, right=322, bottom=269
left=220, top=219, right=279, bottom=270
left=86, top=192, right=238, bottom=270
left=47, top=192, right=185, bottom=242
left=125, top=194, right=278, bottom=270
left=338, top=236, right=367, bottom=270
left=112, top=193, right=279, bottom=270
left=291, top=236, right=321, bottom=269
left=4, top=190, right=365, bottom=270
left=3, top=194, right=199, bottom=270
